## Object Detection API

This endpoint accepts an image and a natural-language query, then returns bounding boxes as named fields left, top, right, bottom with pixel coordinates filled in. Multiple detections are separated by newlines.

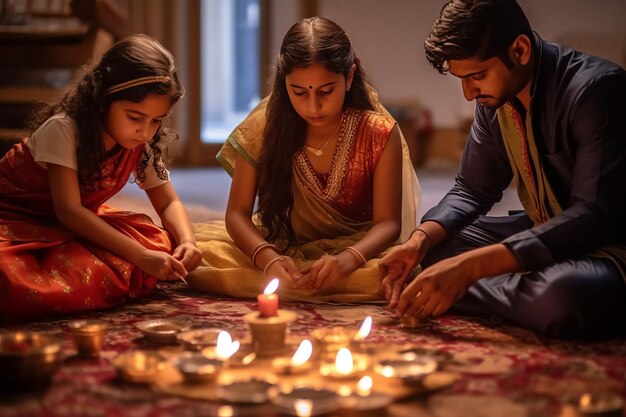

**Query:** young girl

left=0, top=34, right=201, bottom=320
left=188, top=17, right=420, bottom=301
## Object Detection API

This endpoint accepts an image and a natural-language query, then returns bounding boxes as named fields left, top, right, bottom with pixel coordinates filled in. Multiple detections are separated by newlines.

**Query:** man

left=379, top=0, right=626, bottom=339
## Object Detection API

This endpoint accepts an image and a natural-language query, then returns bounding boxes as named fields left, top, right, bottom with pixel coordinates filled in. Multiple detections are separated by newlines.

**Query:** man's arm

left=422, top=106, right=513, bottom=232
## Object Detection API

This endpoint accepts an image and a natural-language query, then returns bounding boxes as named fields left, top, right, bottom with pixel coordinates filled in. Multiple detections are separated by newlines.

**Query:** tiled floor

left=113, top=159, right=522, bottom=223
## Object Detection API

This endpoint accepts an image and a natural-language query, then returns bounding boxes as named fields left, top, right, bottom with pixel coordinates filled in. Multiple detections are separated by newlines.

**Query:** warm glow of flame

left=264, top=278, right=279, bottom=295
left=357, top=375, right=373, bottom=396
left=354, top=316, right=372, bottom=340
left=294, top=399, right=313, bottom=417
left=134, top=352, right=147, bottom=370
left=215, top=330, right=239, bottom=360
left=216, top=405, right=234, bottom=417
left=335, top=348, right=354, bottom=374
left=291, top=339, right=312, bottom=366
left=338, top=385, right=352, bottom=397
left=380, top=365, right=395, bottom=378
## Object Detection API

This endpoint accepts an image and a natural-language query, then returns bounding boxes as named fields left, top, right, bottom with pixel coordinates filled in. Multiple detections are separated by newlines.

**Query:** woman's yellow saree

left=187, top=98, right=421, bottom=302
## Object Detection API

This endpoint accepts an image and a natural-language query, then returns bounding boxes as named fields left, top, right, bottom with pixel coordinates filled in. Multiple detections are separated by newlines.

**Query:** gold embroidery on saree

left=295, top=109, right=360, bottom=202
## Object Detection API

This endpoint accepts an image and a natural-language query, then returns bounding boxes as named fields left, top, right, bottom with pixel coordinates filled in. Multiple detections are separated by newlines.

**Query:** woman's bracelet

left=410, top=228, right=431, bottom=250
left=262, top=256, right=285, bottom=276
left=251, top=242, right=277, bottom=268
left=345, top=246, right=367, bottom=266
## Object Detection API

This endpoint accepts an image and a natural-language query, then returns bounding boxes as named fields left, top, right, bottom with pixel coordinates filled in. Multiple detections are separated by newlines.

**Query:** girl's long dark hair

left=257, top=17, right=375, bottom=249
left=28, top=34, right=183, bottom=187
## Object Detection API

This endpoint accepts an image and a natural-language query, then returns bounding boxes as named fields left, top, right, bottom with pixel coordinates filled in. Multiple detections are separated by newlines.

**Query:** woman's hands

left=263, top=256, right=303, bottom=288
left=296, top=251, right=362, bottom=291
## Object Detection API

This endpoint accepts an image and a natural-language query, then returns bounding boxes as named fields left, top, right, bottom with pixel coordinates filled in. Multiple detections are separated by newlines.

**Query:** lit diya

left=271, top=339, right=313, bottom=375
left=312, top=316, right=372, bottom=357
left=318, top=347, right=368, bottom=379
left=340, top=375, right=393, bottom=411
left=200, top=330, right=240, bottom=362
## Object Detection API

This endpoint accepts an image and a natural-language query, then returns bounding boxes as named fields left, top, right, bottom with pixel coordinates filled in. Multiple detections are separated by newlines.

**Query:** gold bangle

left=250, top=242, right=277, bottom=268
left=263, top=256, right=284, bottom=276
left=345, top=246, right=367, bottom=266
left=410, top=228, right=431, bottom=249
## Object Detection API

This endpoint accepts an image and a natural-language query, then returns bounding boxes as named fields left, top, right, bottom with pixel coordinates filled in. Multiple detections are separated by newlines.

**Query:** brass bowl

left=67, top=319, right=108, bottom=357
left=174, top=352, right=223, bottom=383
left=0, top=331, right=63, bottom=386
left=112, top=350, right=165, bottom=383
left=135, top=318, right=191, bottom=344
left=176, top=328, right=223, bottom=351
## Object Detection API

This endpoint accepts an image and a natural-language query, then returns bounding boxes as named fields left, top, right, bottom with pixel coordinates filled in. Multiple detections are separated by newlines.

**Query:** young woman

left=0, top=34, right=201, bottom=320
left=189, top=17, right=420, bottom=301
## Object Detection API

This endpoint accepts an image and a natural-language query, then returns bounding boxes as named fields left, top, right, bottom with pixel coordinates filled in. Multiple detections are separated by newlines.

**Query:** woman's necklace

left=304, top=116, right=342, bottom=157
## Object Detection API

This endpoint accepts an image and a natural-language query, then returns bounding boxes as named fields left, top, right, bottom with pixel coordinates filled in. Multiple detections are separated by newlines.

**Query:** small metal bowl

left=272, top=386, right=341, bottom=416
left=374, top=352, right=438, bottom=380
left=174, top=352, right=223, bottom=383
left=0, top=331, right=63, bottom=386
left=112, top=351, right=165, bottom=383
left=135, top=318, right=191, bottom=344
left=311, top=326, right=357, bottom=359
left=176, top=328, right=223, bottom=351
left=217, top=378, right=277, bottom=404
left=578, top=391, right=624, bottom=417
left=67, top=319, right=108, bottom=357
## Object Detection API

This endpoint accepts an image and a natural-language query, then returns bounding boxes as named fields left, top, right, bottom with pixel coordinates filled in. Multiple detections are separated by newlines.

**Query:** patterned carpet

left=1, top=282, right=625, bottom=417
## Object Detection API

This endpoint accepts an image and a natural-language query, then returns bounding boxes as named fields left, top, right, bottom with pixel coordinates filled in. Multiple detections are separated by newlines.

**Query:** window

left=200, top=0, right=261, bottom=143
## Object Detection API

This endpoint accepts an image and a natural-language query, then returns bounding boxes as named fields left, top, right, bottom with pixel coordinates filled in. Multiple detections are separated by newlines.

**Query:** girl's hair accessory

left=106, top=75, right=171, bottom=95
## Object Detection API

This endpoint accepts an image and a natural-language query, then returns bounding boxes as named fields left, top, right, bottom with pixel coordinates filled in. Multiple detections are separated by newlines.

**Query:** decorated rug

left=1, top=282, right=625, bottom=417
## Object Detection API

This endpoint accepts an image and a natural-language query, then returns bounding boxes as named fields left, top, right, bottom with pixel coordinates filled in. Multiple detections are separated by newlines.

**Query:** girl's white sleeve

left=27, top=114, right=78, bottom=170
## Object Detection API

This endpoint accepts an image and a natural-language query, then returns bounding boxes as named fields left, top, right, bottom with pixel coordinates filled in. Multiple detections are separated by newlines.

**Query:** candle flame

left=215, top=330, right=239, bottom=360
left=291, top=339, right=312, bottom=366
left=357, top=375, right=373, bottom=396
left=354, top=316, right=372, bottom=340
left=263, top=278, right=279, bottom=295
left=335, top=347, right=354, bottom=374
left=294, top=399, right=313, bottom=417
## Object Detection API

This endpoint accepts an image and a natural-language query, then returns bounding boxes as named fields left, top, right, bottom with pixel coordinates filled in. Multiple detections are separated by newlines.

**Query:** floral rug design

left=1, top=282, right=625, bottom=417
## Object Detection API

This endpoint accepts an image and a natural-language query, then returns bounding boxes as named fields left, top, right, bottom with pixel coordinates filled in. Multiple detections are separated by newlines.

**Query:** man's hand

left=396, top=244, right=520, bottom=320
left=379, top=234, right=427, bottom=309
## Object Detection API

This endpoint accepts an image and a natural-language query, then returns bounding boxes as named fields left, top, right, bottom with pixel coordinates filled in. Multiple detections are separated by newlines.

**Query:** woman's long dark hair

left=257, top=16, right=375, bottom=249
left=28, top=34, right=183, bottom=187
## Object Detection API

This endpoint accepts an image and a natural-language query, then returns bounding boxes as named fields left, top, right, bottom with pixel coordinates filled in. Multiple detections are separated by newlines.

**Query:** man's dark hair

left=425, top=0, right=532, bottom=74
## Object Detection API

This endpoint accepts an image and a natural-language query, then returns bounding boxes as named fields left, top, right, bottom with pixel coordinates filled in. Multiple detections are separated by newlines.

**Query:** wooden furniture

left=0, top=0, right=126, bottom=155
